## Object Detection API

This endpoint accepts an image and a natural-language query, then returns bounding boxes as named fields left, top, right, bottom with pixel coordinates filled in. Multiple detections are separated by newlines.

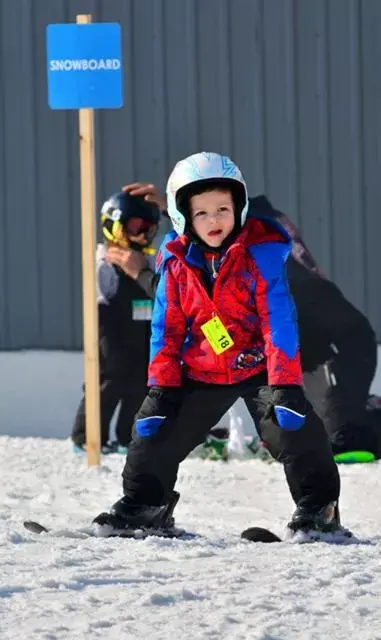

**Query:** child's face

left=190, top=189, right=235, bottom=248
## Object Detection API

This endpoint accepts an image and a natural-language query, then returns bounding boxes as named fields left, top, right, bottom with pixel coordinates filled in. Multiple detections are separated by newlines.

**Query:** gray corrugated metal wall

left=0, top=0, right=380, bottom=349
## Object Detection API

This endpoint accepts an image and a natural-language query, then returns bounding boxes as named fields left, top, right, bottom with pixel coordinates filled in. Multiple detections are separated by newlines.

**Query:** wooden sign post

left=77, top=14, right=100, bottom=466
left=47, top=15, right=123, bottom=466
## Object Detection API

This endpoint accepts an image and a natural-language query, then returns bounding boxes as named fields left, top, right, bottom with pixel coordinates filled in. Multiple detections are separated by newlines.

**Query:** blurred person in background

left=71, top=187, right=161, bottom=454
left=247, top=195, right=381, bottom=464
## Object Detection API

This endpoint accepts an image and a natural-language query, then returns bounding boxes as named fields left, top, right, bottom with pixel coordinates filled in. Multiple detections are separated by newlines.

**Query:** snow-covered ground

left=1, top=349, right=381, bottom=640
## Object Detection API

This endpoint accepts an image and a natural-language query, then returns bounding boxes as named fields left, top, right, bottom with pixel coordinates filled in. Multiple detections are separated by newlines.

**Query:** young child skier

left=93, top=152, right=348, bottom=540
left=71, top=190, right=160, bottom=454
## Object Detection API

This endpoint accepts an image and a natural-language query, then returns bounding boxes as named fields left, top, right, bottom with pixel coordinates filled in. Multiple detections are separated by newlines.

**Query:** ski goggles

left=125, top=217, right=157, bottom=239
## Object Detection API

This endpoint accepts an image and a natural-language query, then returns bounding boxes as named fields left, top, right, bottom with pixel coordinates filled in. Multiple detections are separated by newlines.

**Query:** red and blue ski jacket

left=148, top=214, right=303, bottom=387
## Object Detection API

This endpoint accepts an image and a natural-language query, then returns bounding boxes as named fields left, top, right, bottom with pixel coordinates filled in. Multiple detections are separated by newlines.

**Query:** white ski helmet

left=166, top=151, right=248, bottom=235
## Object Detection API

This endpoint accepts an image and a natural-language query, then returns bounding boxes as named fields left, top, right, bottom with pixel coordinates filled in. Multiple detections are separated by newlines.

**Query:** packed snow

left=1, top=349, right=381, bottom=640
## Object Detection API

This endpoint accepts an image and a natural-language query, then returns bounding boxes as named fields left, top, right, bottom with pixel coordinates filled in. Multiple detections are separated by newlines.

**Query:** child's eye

left=195, top=211, right=206, bottom=218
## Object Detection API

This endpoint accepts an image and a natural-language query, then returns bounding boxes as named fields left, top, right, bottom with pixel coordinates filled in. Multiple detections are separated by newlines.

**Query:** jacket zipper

left=177, top=248, right=242, bottom=383
left=210, top=254, right=237, bottom=384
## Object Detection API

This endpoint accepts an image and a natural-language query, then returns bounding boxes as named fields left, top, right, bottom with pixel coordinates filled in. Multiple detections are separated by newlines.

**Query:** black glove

left=145, top=385, right=184, bottom=420
left=135, top=386, right=184, bottom=438
left=147, top=385, right=184, bottom=406
left=267, top=385, right=308, bottom=430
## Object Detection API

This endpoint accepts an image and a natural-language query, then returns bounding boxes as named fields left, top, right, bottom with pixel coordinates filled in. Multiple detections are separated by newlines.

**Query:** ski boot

left=286, top=501, right=352, bottom=542
left=92, top=491, right=182, bottom=538
left=201, top=427, right=229, bottom=461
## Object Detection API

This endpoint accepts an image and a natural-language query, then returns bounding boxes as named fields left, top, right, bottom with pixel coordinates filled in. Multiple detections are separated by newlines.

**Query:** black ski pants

left=122, top=373, right=340, bottom=508
left=304, top=331, right=379, bottom=456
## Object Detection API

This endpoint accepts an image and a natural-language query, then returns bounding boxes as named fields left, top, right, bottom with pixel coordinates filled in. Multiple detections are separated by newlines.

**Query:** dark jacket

left=97, top=244, right=156, bottom=381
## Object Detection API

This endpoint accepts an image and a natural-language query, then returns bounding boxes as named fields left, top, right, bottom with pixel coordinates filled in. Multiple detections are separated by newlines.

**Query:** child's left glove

left=268, top=386, right=308, bottom=431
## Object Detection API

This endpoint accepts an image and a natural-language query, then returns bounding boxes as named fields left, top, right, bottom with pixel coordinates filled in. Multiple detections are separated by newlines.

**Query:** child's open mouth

left=208, top=230, right=222, bottom=237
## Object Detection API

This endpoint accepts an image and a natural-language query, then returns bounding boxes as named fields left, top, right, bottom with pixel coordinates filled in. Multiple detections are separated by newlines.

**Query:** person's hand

left=122, top=182, right=167, bottom=212
left=105, top=246, right=149, bottom=280
left=266, top=385, right=307, bottom=430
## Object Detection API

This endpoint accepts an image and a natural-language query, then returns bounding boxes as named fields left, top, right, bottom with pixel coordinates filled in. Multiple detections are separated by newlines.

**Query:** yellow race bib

left=201, top=316, right=234, bottom=355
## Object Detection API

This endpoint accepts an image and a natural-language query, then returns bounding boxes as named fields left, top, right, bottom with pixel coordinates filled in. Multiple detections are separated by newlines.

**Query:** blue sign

left=47, top=23, right=123, bottom=109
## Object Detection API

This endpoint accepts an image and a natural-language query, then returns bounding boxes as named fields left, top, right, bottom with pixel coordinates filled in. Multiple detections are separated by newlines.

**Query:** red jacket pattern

left=148, top=215, right=303, bottom=387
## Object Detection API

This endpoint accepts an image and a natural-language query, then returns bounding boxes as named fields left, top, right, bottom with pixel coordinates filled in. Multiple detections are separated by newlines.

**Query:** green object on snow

left=201, top=435, right=229, bottom=461
left=334, top=450, right=376, bottom=464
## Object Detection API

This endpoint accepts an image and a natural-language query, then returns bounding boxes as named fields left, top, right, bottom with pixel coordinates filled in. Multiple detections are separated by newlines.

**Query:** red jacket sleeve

left=148, top=262, right=187, bottom=386
left=251, top=241, right=303, bottom=386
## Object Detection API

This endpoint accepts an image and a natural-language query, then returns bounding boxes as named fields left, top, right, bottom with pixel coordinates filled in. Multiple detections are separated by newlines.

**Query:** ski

left=23, top=519, right=196, bottom=540
left=24, top=520, right=50, bottom=535
left=241, top=525, right=355, bottom=544
left=241, top=526, right=282, bottom=543
left=23, top=519, right=356, bottom=544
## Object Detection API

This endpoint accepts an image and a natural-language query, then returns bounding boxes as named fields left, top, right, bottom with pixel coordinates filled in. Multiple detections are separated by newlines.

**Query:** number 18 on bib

left=201, top=316, right=234, bottom=355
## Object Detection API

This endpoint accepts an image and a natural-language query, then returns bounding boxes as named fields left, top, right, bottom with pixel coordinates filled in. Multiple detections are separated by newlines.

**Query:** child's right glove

left=135, top=386, right=184, bottom=438
left=268, top=385, right=308, bottom=431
